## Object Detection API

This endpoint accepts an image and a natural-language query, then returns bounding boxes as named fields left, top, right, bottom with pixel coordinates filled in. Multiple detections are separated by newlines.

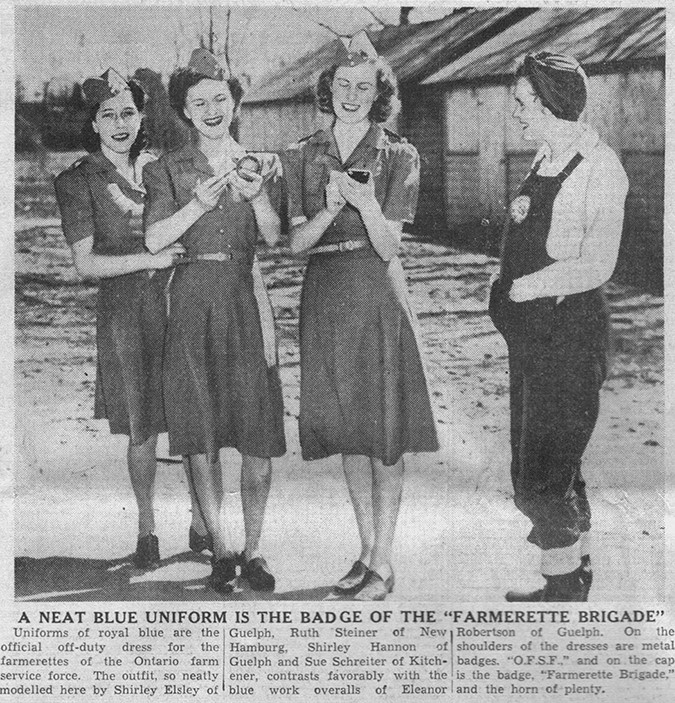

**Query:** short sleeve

left=143, top=158, right=178, bottom=229
left=281, top=145, right=306, bottom=223
left=54, top=169, right=95, bottom=246
left=382, top=142, right=420, bottom=224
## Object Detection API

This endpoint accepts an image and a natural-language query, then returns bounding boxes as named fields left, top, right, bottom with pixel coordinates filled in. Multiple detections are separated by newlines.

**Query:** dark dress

left=285, top=123, right=439, bottom=466
left=54, top=151, right=169, bottom=445
left=143, top=144, right=286, bottom=458
left=488, top=154, right=607, bottom=551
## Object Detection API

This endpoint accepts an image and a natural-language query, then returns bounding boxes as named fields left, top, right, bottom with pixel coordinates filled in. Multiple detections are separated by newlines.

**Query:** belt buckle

left=338, top=240, right=355, bottom=253
left=215, top=252, right=232, bottom=261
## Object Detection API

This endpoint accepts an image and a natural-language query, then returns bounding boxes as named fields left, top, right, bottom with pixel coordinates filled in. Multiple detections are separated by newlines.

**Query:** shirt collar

left=174, top=136, right=248, bottom=174
left=536, top=123, right=600, bottom=171
left=82, top=150, right=145, bottom=193
left=308, top=121, right=387, bottom=166
left=83, top=150, right=116, bottom=173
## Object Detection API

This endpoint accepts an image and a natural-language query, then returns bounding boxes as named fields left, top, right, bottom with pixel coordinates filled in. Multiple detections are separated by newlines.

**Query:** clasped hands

left=193, top=170, right=265, bottom=211
left=324, top=170, right=378, bottom=216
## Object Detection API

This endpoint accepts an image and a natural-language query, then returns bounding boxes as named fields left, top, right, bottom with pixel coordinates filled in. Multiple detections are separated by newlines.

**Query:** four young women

left=56, top=38, right=626, bottom=601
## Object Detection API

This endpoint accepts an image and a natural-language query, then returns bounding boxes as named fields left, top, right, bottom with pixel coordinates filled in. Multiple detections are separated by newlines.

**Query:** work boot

left=506, top=556, right=592, bottom=602
left=541, top=570, right=586, bottom=602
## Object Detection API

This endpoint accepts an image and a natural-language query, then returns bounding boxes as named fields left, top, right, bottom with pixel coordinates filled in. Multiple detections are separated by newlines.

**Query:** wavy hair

left=316, top=58, right=400, bottom=123
left=80, top=80, right=148, bottom=160
left=168, top=68, right=244, bottom=126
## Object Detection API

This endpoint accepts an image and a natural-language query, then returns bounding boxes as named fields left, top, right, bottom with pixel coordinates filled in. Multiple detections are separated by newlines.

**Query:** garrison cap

left=82, top=68, right=136, bottom=107
left=188, top=48, right=231, bottom=80
left=335, top=30, right=378, bottom=68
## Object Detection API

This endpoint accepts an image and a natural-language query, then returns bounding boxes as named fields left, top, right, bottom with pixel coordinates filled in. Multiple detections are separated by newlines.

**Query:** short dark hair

left=316, top=58, right=400, bottom=124
left=168, top=68, right=244, bottom=125
left=80, top=80, right=147, bottom=160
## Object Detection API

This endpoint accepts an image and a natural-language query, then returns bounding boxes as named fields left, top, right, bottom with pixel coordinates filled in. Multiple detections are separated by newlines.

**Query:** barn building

left=240, top=7, right=665, bottom=290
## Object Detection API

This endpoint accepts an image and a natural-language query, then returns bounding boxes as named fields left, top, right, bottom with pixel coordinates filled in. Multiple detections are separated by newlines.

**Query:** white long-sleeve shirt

left=510, top=124, right=629, bottom=301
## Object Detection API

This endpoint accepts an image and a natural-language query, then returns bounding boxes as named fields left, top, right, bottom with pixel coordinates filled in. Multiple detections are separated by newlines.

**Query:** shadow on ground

left=15, top=555, right=334, bottom=602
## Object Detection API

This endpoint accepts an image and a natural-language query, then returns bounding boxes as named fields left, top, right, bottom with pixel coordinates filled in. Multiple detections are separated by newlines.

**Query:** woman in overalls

left=54, top=69, right=202, bottom=568
left=285, top=33, right=438, bottom=601
left=143, top=49, right=286, bottom=594
left=489, top=53, right=628, bottom=601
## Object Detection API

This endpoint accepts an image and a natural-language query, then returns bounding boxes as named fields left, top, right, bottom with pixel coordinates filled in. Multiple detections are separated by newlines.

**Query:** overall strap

left=555, top=152, right=584, bottom=185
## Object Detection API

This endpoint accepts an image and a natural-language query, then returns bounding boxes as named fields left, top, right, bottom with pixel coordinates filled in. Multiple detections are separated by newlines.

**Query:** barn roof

left=242, top=8, right=535, bottom=105
left=422, top=7, right=665, bottom=85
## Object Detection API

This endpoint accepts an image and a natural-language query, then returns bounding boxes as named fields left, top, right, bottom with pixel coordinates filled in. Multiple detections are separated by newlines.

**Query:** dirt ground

left=13, top=154, right=666, bottom=602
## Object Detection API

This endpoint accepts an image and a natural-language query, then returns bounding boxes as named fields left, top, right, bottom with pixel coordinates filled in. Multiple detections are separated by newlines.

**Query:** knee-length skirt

left=94, top=271, right=169, bottom=445
left=299, top=251, right=438, bottom=466
left=164, top=261, right=286, bottom=458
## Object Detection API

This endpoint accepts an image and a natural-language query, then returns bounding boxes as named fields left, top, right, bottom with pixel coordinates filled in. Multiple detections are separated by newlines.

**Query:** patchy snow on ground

left=13, top=161, right=666, bottom=602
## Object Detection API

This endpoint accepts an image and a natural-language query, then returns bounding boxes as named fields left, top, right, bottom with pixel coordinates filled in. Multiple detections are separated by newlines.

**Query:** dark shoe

left=332, top=561, right=369, bottom=596
left=133, top=534, right=160, bottom=569
left=505, top=584, right=545, bottom=602
left=506, top=556, right=593, bottom=602
left=209, top=556, right=237, bottom=595
left=579, top=554, right=593, bottom=601
left=353, top=569, right=395, bottom=601
left=541, top=570, right=586, bottom=602
left=189, top=526, right=213, bottom=554
left=241, top=556, right=275, bottom=592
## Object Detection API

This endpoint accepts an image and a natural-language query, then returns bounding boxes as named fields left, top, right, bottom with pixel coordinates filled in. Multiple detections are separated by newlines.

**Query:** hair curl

left=168, top=68, right=244, bottom=125
left=316, top=58, right=400, bottom=123
left=80, top=80, right=147, bottom=160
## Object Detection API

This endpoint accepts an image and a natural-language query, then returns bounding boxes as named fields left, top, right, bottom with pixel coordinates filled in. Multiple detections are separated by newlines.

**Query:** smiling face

left=512, top=77, right=550, bottom=143
left=183, top=78, right=235, bottom=140
left=92, top=90, right=141, bottom=155
left=331, top=62, right=378, bottom=125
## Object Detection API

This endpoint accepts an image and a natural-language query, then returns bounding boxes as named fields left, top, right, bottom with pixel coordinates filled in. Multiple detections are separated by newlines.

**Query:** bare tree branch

left=289, top=7, right=342, bottom=38
left=363, top=7, right=386, bottom=27
left=223, top=8, right=231, bottom=73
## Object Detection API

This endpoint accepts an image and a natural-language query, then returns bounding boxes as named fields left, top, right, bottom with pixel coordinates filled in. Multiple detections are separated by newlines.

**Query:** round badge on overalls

left=510, top=194, right=531, bottom=224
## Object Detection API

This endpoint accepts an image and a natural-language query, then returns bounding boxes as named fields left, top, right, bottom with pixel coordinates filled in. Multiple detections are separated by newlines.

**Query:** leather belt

left=310, top=240, right=368, bottom=255
left=186, top=251, right=250, bottom=263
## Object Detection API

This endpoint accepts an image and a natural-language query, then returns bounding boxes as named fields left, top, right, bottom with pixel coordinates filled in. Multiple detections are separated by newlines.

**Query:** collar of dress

left=83, top=150, right=147, bottom=194
left=174, top=137, right=248, bottom=176
left=308, top=121, right=387, bottom=167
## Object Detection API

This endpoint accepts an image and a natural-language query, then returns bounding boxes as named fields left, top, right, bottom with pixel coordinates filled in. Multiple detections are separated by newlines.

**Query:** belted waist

left=185, top=251, right=251, bottom=264
left=310, top=239, right=368, bottom=255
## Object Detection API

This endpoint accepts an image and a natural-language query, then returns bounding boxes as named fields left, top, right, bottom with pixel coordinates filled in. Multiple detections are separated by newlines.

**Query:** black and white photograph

left=3, top=1, right=672, bottom=701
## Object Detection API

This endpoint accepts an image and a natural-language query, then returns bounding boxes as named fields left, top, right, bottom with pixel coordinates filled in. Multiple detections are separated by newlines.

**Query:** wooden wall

left=439, top=67, right=664, bottom=290
left=239, top=100, right=330, bottom=151
left=400, top=84, right=446, bottom=233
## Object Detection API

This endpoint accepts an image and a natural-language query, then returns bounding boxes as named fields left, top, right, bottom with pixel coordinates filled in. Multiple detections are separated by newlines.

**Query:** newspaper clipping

left=2, top=2, right=672, bottom=702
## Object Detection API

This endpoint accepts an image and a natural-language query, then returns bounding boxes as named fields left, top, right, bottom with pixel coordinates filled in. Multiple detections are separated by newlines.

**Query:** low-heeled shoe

left=133, top=534, right=160, bottom=569
left=209, top=556, right=237, bottom=595
left=189, top=527, right=213, bottom=554
left=331, top=560, right=369, bottom=596
left=353, top=569, right=395, bottom=601
left=241, top=556, right=275, bottom=592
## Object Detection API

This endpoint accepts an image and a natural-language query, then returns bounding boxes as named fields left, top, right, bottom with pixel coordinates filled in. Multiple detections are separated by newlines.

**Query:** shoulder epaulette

left=300, top=130, right=322, bottom=143
left=67, top=155, right=88, bottom=171
left=383, top=128, right=407, bottom=144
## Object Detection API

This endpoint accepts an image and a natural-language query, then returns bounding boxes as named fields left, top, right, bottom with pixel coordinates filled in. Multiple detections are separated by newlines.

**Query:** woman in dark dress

left=489, top=53, right=628, bottom=601
left=144, top=49, right=286, bottom=594
left=54, top=69, right=199, bottom=568
left=285, top=33, right=438, bottom=601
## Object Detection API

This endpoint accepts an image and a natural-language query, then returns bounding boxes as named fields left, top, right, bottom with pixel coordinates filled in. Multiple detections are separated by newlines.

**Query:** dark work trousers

left=489, top=152, right=609, bottom=554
